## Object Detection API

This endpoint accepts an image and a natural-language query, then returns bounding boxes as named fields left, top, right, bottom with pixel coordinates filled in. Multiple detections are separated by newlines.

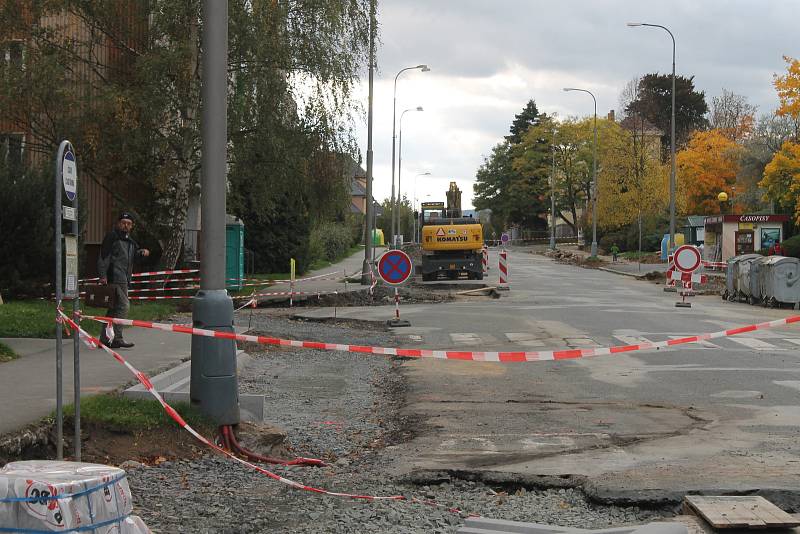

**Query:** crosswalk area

left=403, top=331, right=800, bottom=353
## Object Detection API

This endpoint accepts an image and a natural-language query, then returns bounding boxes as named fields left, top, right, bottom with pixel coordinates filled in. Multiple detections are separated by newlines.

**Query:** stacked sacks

left=0, top=460, right=149, bottom=532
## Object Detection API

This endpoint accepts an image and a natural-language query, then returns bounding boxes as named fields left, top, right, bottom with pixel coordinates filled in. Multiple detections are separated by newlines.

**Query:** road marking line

left=451, top=333, right=481, bottom=345
left=505, top=333, right=546, bottom=346
left=785, top=339, right=800, bottom=346
left=728, top=337, right=784, bottom=351
left=613, top=335, right=661, bottom=351
left=669, top=335, right=721, bottom=349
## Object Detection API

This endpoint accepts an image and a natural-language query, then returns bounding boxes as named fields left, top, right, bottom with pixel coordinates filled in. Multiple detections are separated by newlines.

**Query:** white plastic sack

left=0, top=460, right=150, bottom=533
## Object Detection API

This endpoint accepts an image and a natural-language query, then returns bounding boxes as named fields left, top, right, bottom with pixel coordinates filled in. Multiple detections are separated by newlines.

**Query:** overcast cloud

left=354, top=1, right=797, bottom=210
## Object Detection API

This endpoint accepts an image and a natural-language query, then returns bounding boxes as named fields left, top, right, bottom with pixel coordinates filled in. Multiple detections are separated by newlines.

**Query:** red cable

left=223, top=425, right=327, bottom=467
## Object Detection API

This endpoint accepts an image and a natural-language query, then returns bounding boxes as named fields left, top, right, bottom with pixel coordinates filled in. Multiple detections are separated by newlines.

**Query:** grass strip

left=63, top=394, right=213, bottom=433
left=0, top=301, right=177, bottom=339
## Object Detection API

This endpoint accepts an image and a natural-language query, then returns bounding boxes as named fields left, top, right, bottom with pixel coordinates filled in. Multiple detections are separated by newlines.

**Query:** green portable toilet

left=225, top=215, right=245, bottom=290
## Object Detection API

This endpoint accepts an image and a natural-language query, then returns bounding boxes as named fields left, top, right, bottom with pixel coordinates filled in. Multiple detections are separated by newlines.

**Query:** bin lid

left=729, top=253, right=762, bottom=264
left=764, top=256, right=799, bottom=265
left=225, top=214, right=244, bottom=226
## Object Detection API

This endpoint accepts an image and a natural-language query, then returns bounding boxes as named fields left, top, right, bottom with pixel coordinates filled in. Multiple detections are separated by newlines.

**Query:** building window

left=1, top=134, right=24, bottom=178
left=4, top=41, right=24, bottom=69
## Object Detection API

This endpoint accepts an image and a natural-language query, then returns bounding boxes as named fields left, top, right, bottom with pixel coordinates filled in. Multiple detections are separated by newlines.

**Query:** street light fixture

left=391, top=64, right=430, bottom=248
left=563, top=87, right=598, bottom=257
left=627, top=22, right=677, bottom=254
left=413, top=171, right=431, bottom=243
left=396, top=106, right=424, bottom=246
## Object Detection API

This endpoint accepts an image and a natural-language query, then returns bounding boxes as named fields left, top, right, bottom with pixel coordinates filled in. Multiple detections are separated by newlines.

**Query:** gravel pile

left=125, top=312, right=670, bottom=533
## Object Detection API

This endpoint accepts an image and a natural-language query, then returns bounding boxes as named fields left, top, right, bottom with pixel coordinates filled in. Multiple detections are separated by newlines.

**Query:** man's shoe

left=116, top=340, right=135, bottom=348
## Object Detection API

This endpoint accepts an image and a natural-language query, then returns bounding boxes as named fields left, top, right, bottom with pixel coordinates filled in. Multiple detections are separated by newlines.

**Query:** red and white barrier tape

left=702, top=260, right=727, bottom=269
left=79, top=314, right=800, bottom=362
left=57, top=313, right=400, bottom=498
left=57, top=311, right=464, bottom=510
left=242, top=290, right=341, bottom=299
left=128, top=295, right=193, bottom=301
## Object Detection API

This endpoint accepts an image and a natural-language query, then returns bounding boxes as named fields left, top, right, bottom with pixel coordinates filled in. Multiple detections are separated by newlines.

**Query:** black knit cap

left=118, top=212, right=134, bottom=222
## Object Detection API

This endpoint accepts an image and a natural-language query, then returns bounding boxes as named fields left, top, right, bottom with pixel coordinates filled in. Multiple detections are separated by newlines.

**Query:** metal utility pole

left=627, top=22, right=677, bottom=253
left=563, top=87, right=598, bottom=257
left=190, top=0, right=239, bottom=425
left=361, top=0, right=376, bottom=285
left=550, top=127, right=557, bottom=250
left=390, top=63, right=429, bottom=248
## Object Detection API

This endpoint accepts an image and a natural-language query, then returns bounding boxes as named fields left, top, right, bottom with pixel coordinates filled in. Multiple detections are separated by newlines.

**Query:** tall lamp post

left=413, top=171, right=431, bottom=243
left=550, top=127, right=557, bottom=250
left=397, top=106, right=424, bottom=245
left=627, top=22, right=676, bottom=253
left=563, top=87, right=598, bottom=257
left=361, top=0, right=376, bottom=285
left=391, top=64, right=430, bottom=248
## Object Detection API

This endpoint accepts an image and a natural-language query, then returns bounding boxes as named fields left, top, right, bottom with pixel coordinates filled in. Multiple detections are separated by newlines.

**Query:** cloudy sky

left=353, top=0, right=796, bottom=210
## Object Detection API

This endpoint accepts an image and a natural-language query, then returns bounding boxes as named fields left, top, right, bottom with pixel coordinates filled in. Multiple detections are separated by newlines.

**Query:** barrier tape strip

left=79, top=314, right=800, bottom=362
left=0, top=474, right=127, bottom=503
left=57, top=312, right=463, bottom=510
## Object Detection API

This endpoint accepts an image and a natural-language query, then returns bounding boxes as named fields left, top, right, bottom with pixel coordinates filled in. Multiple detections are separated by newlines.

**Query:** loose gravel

left=125, top=311, right=671, bottom=533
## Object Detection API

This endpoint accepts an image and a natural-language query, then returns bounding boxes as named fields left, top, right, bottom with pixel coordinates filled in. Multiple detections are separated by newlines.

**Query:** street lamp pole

left=397, top=106, right=423, bottom=245
left=563, top=87, right=598, bottom=257
left=413, top=171, right=431, bottom=243
left=391, top=64, right=429, bottom=248
left=550, top=127, right=557, bottom=250
left=627, top=22, right=676, bottom=253
left=361, top=0, right=376, bottom=285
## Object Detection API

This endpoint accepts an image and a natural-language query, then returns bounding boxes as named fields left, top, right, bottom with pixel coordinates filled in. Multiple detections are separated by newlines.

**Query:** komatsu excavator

left=418, top=182, right=483, bottom=281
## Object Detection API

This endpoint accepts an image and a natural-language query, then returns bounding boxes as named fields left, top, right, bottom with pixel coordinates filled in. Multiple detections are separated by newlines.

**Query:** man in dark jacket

left=97, top=212, right=150, bottom=348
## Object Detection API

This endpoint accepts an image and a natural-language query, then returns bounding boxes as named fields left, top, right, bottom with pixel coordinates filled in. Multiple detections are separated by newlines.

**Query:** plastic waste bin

left=225, top=215, right=245, bottom=290
left=761, top=256, right=800, bottom=308
left=372, top=228, right=385, bottom=246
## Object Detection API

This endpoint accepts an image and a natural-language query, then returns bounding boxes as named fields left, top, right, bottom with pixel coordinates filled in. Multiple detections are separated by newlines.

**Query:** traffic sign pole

left=672, top=245, right=702, bottom=308
left=377, top=250, right=413, bottom=327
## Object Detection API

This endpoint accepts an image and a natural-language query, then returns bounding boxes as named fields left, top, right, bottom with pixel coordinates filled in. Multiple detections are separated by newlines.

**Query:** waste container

left=747, top=256, right=771, bottom=304
left=761, top=256, right=800, bottom=308
left=372, top=228, right=385, bottom=246
left=724, top=254, right=760, bottom=301
left=660, top=233, right=686, bottom=261
left=226, top=215, right=245, bottom=290
left=736, top=255, right=763, bottom=302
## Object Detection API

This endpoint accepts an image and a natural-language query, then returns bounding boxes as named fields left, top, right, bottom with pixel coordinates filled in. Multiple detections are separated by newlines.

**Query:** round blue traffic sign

left=377, top=250, right=413, bottom=286
left=501, top=232, right=509, bottom=244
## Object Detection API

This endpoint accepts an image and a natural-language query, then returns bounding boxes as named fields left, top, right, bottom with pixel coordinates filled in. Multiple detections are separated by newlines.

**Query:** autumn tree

left=710, top=88, right=756, bottom=142
left=677, top=129, right=743, bottom=214
left=760, top=56, right=800, bottom=224
left=625, top=73, right=709, bottom=155
left=597, top=118, right=668, bottom=231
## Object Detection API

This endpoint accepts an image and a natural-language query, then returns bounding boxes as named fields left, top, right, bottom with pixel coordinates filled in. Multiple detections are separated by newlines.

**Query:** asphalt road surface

left=301, top=247, right=800, bottom=507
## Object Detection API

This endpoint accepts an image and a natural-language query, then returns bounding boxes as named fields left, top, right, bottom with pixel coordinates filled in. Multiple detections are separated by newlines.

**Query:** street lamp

left=627, top=22, right=676, bottom=254
left=563, top=87, right=598, bottom=257
left=413, top=171, right=431, bottom=243
left=391, top=64, right=430, bottom=248
left=397, top=106, right=424, bottom=246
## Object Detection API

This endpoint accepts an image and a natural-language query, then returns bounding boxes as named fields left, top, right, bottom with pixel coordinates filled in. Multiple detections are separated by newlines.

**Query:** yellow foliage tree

left=598, top=119, right=669, bottom=229
left=774, top=56, right=800, bottom=123
left=677, top=129, right=743, bottom=214
left=760, top=141, right=800, bottom=223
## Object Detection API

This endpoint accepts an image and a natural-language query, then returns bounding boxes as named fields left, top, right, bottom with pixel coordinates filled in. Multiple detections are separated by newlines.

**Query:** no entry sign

left=673, top=245, right=702, bottom=273
left=377, top=250, right=413, bottom=286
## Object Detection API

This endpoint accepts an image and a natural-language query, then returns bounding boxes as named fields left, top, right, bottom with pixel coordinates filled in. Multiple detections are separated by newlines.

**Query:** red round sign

left=673, top=245, right=702, bottom=273
left=377, top=250, right=413, bottom=286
